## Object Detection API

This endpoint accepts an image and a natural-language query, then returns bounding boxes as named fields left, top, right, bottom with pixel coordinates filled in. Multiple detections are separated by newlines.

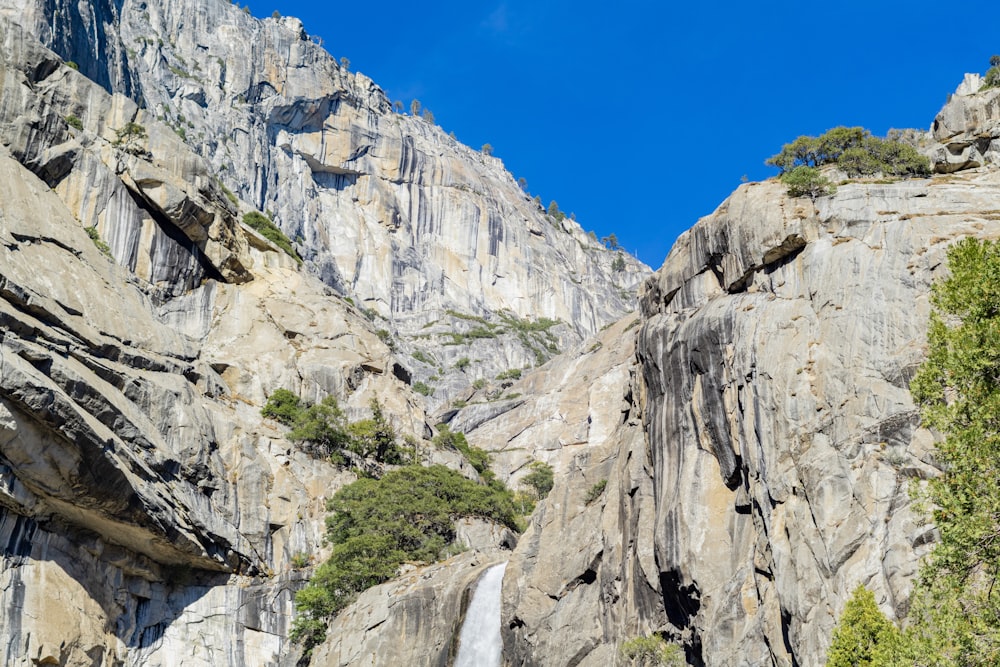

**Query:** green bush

left=65, top=114, right=83, bottom=131
left=584, top=479, right=607, bottom=505
left=412, top=349, right=435, bottom=365
left=219, top=181, right=238, bottom=206
left=85, top=226, right=112, bottom=258
left=291, top=464, right=520, bottom=653
left=375, top=328, right=396, bottom=351
left=825, top=586, right=902, bottom=667
left=547, top=200, right=566, bottom=222
left=433, top=424, right=492, bottom=478
left=287, top=396, right=353, bottom=457
left=412, top=381, right=433, bottom=396
left=454, top=357, right=471, bottom=371
left=837, top=146, right=882, bottom=178
left=262, top=391, right=407, bottom=465
left=260, top=388, right=302, bottom=425
left=522, top=461, right=554, bottom=500
left=620, top=634, right=684, bottom=666
left=242, top=211, right=302, bottom=263
left=112, top=121, right=147, bottom=154
left=346, top=399, right=406, bottom=464
left=983, top=55, right=1000, bottom=89
left=780, top=165, right=836, bottom=200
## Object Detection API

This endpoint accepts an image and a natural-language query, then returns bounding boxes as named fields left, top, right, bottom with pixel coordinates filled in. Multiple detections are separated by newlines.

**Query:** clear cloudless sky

left=245, top=0, right=999, bottom=268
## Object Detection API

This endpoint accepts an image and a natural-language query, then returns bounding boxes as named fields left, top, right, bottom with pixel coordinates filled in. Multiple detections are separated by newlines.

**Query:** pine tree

left=825, top=586, right=901, bottom=667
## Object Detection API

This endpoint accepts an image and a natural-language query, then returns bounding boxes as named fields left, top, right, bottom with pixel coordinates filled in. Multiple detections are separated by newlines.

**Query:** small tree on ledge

left=780, top=165, right=835, bottom=200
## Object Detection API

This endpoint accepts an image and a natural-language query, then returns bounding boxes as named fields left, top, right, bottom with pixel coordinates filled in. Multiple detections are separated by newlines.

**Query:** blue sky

left=246, top=0, right=998, bottom=268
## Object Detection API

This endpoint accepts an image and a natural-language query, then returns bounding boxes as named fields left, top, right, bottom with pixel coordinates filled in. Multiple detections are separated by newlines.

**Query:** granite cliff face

left=634, top=158, right=1000, bottom=663
left=2, top=0, right=1000, bottom=665
left=0, top=0, right=648, bottom=406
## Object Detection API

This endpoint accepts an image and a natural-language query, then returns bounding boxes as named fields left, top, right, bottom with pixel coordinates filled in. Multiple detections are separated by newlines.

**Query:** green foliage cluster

left=584, top=479, right=608, bottom=505
left=65, top=60, right=79, bottom=70
left=825, top=586, right=902, bottom=666
left=983, top=55, right=1000, bottom=90
left=780, top=166, right=836, bottom=200
left=375, top=328, right=396, bottom=351
left=454, top=357, right=471, bottom=371
left=766, top=126, right=929, bottom=184
left=442, top=310, right=560, bottom=363
left=620, top=634, right=685, bottom=666
left=433, top=425, right=494, bottom=480
left=112, top=121, right=147, bottom=154
left=85, top=226, right=112, bottom=258
left=500, top=311, right=560, bottom=364
left=412, top=380, right=434, bottom=396
left=411, top=349, right=435, bottom=365
left=905, top=236, right=1000, bottom=664
left=65, top=114, right=83, bottom=131
left=522, top=461, right=554, bottom=500
left=291, top=464, right=520, bottom=653
left=495, top=368, right=522, bottom=381
left=612, top=253, right=627, bottom=272
left=547, top=200, right=566, bottom=222
left=262, top=391, right=409, bottom=465
left=242, top=211, right=302, bottom=263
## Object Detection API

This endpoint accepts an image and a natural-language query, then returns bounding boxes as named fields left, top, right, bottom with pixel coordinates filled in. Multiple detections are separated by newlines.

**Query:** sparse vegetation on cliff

left=780, top=166, right=836, bottom=200
left=619, top=634, right=684, bottom=666
left=982, top=55, right=1000, bottom=90
left=262, top=391, right=409, bottom=465
left=767, top=126, right=929, bottom=198
left=522, top=461, right=554, bottom=500
left=242, top=211, right=302, bottom=263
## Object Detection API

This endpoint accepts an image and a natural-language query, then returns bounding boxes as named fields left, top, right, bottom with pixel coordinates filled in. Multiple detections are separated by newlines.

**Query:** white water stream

left=454, top=561, right=508, bottom=667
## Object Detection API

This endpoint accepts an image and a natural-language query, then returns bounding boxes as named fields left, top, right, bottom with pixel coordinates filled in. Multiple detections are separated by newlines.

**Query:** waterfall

left=454, top=561, right=508, bottom=667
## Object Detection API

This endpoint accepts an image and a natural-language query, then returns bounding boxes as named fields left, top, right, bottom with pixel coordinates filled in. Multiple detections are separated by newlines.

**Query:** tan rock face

left=637, top=172, right=1000, bottom=665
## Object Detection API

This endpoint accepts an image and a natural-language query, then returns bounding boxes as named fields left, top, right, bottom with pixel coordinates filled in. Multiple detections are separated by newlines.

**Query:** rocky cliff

left=0, top=14, right=468, bottom=666
left=3, top=0, right=1000, bottom=665
left=0, top=0, right=648, bottom=407
left=633, top=137, right=1000, bottom=663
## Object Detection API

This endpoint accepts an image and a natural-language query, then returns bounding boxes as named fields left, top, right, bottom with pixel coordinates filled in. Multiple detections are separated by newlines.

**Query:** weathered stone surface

left=312, top=552, right=508, bottom=667
left=928, top=73, right=1000, bottom=172
left=0, top=0, right=650, bottom=404
left=7, top=2, right=1000, bottom=666
left=0, top=75, right=431, bottom=663
left=637, top=172, right=1000, bottom=665
left=444, top=317, right=665, bottom=666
